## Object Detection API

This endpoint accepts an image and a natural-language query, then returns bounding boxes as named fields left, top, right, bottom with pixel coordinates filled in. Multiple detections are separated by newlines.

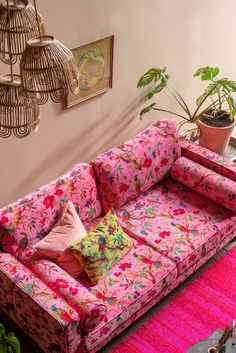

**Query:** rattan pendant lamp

left=20, top=0, right=80, bottom=104
left=0, top=0, right=40, bottom=138
left=0, top=0, right=80, bottom=138
left=0, top=0, right=45, bottom=65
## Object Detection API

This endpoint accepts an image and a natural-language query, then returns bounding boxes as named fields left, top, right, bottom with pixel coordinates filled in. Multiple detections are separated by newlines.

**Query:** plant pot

left=197, top=118, right=236, bottom=154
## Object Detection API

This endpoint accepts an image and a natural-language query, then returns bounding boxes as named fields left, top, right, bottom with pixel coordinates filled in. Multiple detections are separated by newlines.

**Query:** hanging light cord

left=6, top=0, right=13, bottom=81
left=33, top=0, right=42, bottom=41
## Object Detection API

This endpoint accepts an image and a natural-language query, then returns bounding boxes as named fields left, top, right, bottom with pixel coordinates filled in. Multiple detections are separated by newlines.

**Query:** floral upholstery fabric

left=84, top=238, right=177, bottom=350
left=180, top=139, right=236, bottom=182
left=27, top=239, right=176, bottom=352
left=171, top=157, right=236, bottom=212
left=84, top=227, right=236, bottom=353
left=88, top=239, right=177, bottom=311
left=115, top=177, right=236, bottom=274
left=0, top=163, right=102, bottom=259
left=70, top=209, right=133, bottom=284
left=83, top=217, right=103, bottom=232
left=1, top=121, right=236, bottom=353
left=173, top=227, right=236, bottom=290
left=91, top=120, right=180, bottom=212
left=29, top=260, right=107, bottom=333
left=0, top=253, right=81, bottom=353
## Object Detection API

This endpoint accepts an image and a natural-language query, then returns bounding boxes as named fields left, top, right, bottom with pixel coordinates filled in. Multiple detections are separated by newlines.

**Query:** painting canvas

left=67, top=35, right=114, bottom=107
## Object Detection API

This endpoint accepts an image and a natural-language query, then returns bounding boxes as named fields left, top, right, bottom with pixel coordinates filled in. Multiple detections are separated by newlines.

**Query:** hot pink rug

left=111, top=246, right=236, bottom=353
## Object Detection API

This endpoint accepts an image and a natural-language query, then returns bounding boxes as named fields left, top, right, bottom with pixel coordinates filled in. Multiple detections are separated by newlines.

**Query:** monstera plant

left=0, top=323, right=20, bottom=353
left=137, top=66, right=236, bottom=154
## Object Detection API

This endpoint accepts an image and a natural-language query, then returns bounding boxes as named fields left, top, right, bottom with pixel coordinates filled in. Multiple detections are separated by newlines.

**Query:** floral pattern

left=27, top=239, right=177, bottom=352
left=180, top=139, right=236, bottom=181
left=91, top=120, right=180, bottom=212
left=0, top=120, right=236, bottom=353
left=83, top=239, right=177, bottom=351
left=70, top=209, right=133, bottom=284
left=171, top=157, right=236, bottom=212
left=85, top=227, right=236, bottom=353
left=0, top=163, right=102, bottom=258
left=29, top=260, right=107, bottom=332
left=0, top=253, right=81, bottom=353
left=115, top=177, right=236, bottom=274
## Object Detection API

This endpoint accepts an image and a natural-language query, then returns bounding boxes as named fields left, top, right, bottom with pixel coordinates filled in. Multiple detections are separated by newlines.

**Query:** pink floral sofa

left=0, top=120, right=236, bottom=353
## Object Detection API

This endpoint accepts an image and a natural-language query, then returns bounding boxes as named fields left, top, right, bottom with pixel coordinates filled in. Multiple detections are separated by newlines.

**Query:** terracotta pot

left=197, top=118, right=236, bottom=154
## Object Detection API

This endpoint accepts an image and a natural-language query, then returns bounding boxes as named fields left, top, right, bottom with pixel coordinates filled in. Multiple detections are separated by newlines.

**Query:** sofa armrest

left=180, top=139, right=236, bottom=182
left=171, top=157, right=236, bottom=212
left=29, top=259, right=107, bottom=332
left=0, top=253, right=81, bottom=353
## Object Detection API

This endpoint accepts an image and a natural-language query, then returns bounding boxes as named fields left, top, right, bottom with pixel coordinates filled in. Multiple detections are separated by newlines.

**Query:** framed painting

left=67, top=35, right=114, bottom=107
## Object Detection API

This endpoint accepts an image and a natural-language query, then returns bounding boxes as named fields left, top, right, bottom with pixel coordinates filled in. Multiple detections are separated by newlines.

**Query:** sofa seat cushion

left=83, top=238, right=177, bottom=351
left=115, top=177, right=236, bottom=275
left=0, top=163, right=102, bottom=259
left=91, top=120, right=180, bottom=213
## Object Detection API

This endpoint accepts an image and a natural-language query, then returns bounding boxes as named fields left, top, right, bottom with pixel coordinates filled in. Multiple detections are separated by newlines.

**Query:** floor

left=223, top=141, right=236, bottom=161
left=1, top=144, right=236, bottom=353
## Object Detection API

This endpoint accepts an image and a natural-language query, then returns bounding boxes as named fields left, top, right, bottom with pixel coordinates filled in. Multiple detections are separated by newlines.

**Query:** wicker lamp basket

left=0, top=0, right=80, bottom=138
left=20, top=35, right=80, bottom=104
left=0, top=74, right=40, bottom=138
left=0, top=0, right=45, bottom=65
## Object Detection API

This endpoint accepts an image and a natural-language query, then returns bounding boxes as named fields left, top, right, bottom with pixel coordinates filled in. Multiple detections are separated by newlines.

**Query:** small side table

left=187, top=328, right=236, bottom=353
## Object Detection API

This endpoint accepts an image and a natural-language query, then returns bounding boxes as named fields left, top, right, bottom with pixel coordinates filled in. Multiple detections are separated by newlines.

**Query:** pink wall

left=1, top=0, right=236, bottom=207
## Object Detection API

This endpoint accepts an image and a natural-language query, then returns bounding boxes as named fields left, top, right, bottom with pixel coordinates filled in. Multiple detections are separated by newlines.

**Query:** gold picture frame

left=67, top=35, right=114, bottom=107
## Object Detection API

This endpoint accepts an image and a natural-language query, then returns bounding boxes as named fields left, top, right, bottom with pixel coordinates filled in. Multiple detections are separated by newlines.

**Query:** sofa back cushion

left=0, top=163, right=102, bottom=259
left=91, top=119, right=180, bottom=212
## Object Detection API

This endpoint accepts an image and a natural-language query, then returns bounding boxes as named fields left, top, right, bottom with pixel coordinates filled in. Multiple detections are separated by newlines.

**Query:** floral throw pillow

left=69, top=208, right=133, bottom=284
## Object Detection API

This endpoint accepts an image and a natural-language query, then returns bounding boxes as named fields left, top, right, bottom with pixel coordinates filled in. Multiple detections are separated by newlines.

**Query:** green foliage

left=137, top=65, right=236, bottom=123
left=227, top=96, right=236, bottom=121
left=193, top=66, right=219, bottom=81
left=140, top=103, right=156, bottom=119
left=137, top=67, right=168, bottom=88
left=196, top=82, right=219, bottom=107
left=0, top=324, right=20, bottom=353
left=194, top=66, right=236, bottom=121
left=147, top=80, right=167, bottom=99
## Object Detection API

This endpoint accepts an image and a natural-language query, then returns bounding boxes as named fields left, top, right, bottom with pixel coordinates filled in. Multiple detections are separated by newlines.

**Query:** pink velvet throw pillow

left=34, top=201, right=87, bottom=277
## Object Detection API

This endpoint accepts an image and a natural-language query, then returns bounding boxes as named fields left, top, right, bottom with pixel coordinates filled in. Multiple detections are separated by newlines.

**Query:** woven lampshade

left=20, top=35, right=80, bottom=104
left=0, top=0, right=45, bottom=65
left=0, top=74, right=40, bottom=138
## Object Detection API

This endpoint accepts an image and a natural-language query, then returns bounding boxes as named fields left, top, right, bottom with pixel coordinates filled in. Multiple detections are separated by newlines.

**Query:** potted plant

left=137, top=66, right=236, bottom=154
left=0, top=323, right=20, bottom=353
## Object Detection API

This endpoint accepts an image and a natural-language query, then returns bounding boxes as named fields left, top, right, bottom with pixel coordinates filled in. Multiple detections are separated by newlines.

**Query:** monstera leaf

left=140, top=103, right=156, bottom=119
left=137, top=67, right=168, bottom=88
left=194, top=66, right=219, bottom=81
